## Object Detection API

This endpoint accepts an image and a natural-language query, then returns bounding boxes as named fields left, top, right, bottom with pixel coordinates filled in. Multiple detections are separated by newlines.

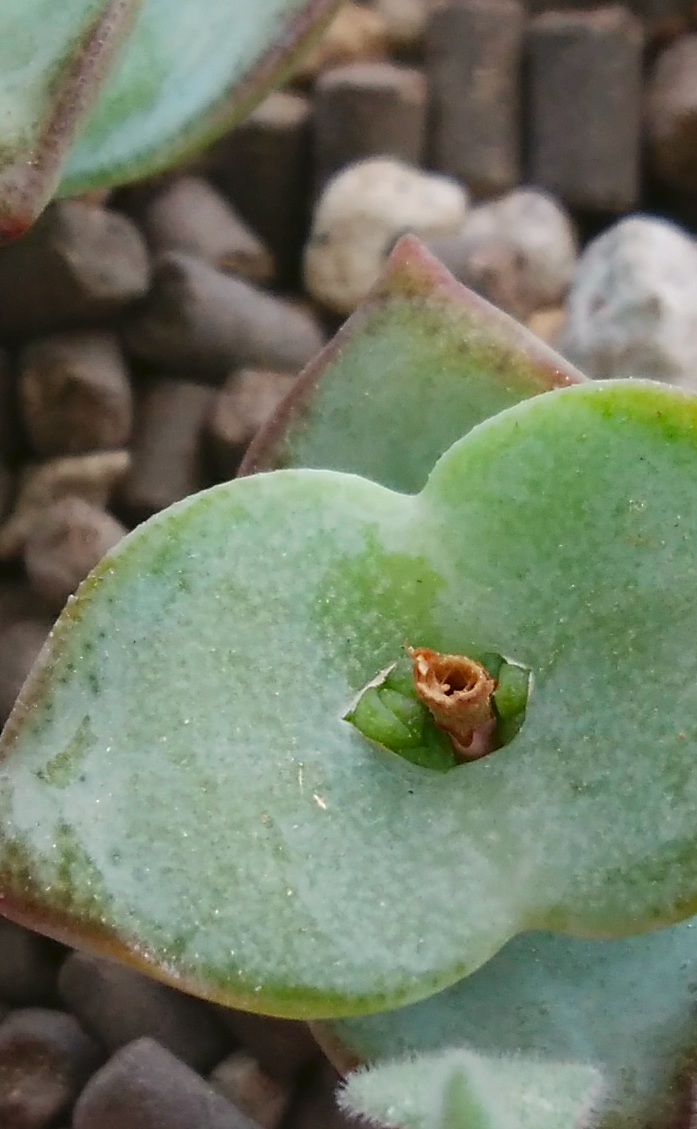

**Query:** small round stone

left=559, top=216, right=697, bottom=390
left=303, top=157, right=468, bottom=314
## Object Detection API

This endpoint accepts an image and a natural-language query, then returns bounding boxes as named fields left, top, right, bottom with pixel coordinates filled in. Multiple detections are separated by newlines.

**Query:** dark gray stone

left=59, top=953, right=228, bottom=1072
left=215, top=1009, right=319, bottom=1082
left=0, top=201, right=150, bottom=340
left=0, top=920, right=64, bottom=1007
left=525, top=6, right=644, bottom=211
left=427, top=0, right=524, bottom=197
left=73, top=1037, right=259, bottom=1129
left=314, top=61, right=427, bottom=186
left=0, top=1007, right=102, bottom=1128
left=124, top=252, right=325, bottom=380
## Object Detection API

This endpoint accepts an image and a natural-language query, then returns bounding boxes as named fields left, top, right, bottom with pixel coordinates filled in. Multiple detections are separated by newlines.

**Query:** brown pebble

left=426, top=231, right=536, bottom=320
left=0, top=450, right=130, bottom=559
left=282, top=1059, right=353, bottom=1129
left=59, top=953, right=228, bottom=1073
left=646, top=34, right=697, bottom=192
left=314, top=62, right=427, bottom=187
left=209, top=93, right=312, bottom=285
left=0, top=201, right=150, bottom=340
left=527, top=306, right=565, bottom=346
left=73, top=1037, right=257, bottom=1129
left=0, top=1007, right=102, bottom=1129
left=120, top=377, right=213, bottom=519
left=206, top=370, right=297, bottom=480
left=24, top=497, right=126, bottom=611
left=19, top=331, right=133, bottom=458
left=0, top=349, right=23, bottom=465
left=138, top=175, right=274, bottom=283
left=525, top=6, right=644, bottom=211
left=427, top=0, right=524, bottom=197
left=293, top=2, right=389, bottom=81
left=209, top=1052, right=290, bottom=1129
left=124, top=252, right=324, bottom=381
left=0, top=919, right=65, bottom=1007
left=215, top=1010, right=319, bottom=1083
left=0, top=618, right=53, bottom=721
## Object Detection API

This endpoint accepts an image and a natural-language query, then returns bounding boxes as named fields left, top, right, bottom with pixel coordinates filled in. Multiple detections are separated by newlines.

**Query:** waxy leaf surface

left=241, top=235, right=584, bottom=492
left=2, top=381, right=697, bottom=1016
left=328, top=917, right=697, bottom=1129
left=0, top=0, right=339, bottom=237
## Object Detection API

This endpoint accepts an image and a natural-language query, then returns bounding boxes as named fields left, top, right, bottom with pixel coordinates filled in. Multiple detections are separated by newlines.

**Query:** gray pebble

left=73, top=1037, right=258, bottom=1129
left=0, top=1007, right=102, bottom=1128
left=59, top=953, right=228, bottom=1072
left=0, top=919, right=64, bottom=1006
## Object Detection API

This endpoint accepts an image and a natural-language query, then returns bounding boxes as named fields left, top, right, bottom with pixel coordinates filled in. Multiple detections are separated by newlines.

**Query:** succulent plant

left=0, top=0, right=339, bottom=240
left=2, top=236, right=697, bottom=1128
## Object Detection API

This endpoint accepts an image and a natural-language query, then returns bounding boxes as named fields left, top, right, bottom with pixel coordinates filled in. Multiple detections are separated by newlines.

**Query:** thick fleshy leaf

left=0, top=1, right=137, bottom=240
left=339, top=1048, right=600, bottom=1129
left=240, top=235, right=585, bottom=493
left=325, top=918, right=697, bottom=1129
left=0, top=0, right=339, bottom=238
left=59, top=0, right=341, bottom=196
left=4, top=381, right=697, bottom=1016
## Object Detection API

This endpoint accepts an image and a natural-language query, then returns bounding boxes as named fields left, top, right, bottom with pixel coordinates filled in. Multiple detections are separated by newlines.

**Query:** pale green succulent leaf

left=0, top=0, right=339, bottom=236
left=241, top=235, right=585, bottom=492
left=328, top=916, right=697, bottom=1129
left=339, top=1048, right=600, bottom=1129
left=2, top=381, right=697, bottom=1015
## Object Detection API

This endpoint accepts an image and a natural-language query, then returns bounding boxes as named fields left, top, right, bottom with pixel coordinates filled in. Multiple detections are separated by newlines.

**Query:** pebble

left=374, top=0, right=434, bottom=53
left=646, top=34, right=697, bottom=192
left=23, top=497, right=126, bottom=610
left=138, top=175, right=275, bottom=283
left=119, top=378, right=214, bottom=518
left=314, top=62, right=427, bottom=186
left=0, top=618, right=53, bottom=721
left=73, top=1037, right=257, bottom=1129
left=525, top=6, right=644, bottom=211
left=215, top=1009, right=320, bottom=1082
left=427, top=0, right=524, bottom=197
left=0, top=201, right=150, bottom=339
left=293, top=2, right=389, bottom=81
left=0, top=920, right=64, bottom=1007
left=59, top=953, right=229, bottom=1073
left=560, top=215, right=697, bottom=388
left=427, top=188, right=577, bottom=318
left=206, top=369, right=297, bottom=480
left=0, top=450, right=130, bottom=559
left=18, top=331, right=133, bottom=458
left=0, top=1007, right=102, bottom=1129
left=303, top=157, right=468, bottom=314
left=209, top=1051, right=290, bottom=1129
left=210, top=92, right=312, bottom=285
left=124, top=252, right=325, bottom=379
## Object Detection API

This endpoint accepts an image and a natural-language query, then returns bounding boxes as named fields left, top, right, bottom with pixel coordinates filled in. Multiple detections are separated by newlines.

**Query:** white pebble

left=560, top=216, right=697, bottom=389
left=303, top=157, right=468, bottom=314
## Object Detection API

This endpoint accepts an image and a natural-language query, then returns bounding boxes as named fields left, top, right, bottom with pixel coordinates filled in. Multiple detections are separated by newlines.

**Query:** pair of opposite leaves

left=0, top=376, right=696, bottom=1020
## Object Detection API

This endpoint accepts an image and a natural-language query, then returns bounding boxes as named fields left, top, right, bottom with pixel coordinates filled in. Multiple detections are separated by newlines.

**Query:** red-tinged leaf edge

left=0, top=0, right=140, bottom=243
left=239, top=233, right=585, bottom=481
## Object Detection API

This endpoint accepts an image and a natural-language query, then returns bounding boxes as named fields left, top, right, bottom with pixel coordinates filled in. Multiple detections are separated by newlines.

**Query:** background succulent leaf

left=240, top=235, right=585, bottom=492
left=0, top=0, right=138, bottom=240
left=3, top=381, right=697, bottom=1015
left=59, top=0, right=341, bottom=197
left=339, top=1047, right=600, bottom=1129
left=0, top=0, right=339, bottom=237
left=326, top=916, right=697, bottom=1129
